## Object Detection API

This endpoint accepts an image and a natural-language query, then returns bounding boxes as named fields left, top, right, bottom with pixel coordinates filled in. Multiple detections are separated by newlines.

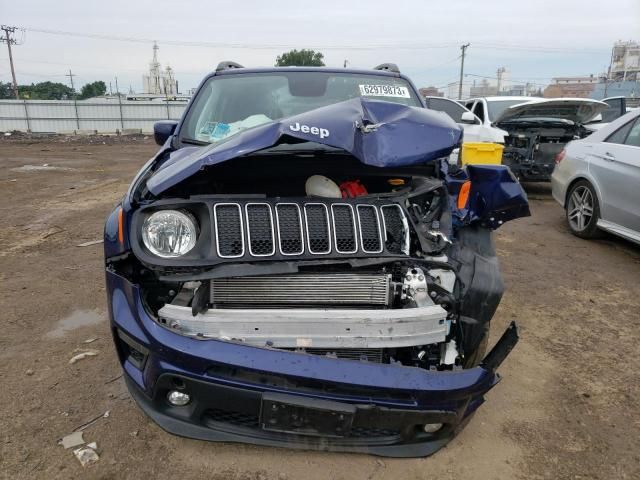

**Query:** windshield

left=487, top=99, right=534, bottom=121
left=180, top=72, right=421, bottom=144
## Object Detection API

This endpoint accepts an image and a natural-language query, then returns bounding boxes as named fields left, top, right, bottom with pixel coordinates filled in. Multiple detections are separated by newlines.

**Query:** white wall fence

left=0, top=99, right=189, bottom=134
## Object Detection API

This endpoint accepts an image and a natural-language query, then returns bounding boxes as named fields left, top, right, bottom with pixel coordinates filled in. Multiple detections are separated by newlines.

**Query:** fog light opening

left=171, top=377, right=186, bottom=390
left=167, top=390, right=191, bottom=406
left=423, top=423, right=443, bottom=433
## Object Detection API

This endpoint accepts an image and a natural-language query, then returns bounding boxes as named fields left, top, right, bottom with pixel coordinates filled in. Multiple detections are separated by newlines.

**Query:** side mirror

left=153, top=120, right=178, bottom=146
left=460, top=111, right=477, bottom=124
left=587, top=113, right=603, bottom=124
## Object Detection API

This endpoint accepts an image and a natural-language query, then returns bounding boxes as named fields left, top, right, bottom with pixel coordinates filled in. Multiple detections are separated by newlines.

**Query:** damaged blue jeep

left=104, top=63, right=530, bottom=457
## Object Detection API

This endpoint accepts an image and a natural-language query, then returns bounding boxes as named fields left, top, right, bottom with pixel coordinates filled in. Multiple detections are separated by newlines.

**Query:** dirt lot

left=1, top=136, right=639, bottom=480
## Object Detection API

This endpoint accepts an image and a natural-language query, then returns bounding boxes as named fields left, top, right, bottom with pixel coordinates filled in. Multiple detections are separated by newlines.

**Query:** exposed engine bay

left=116, top=150, right=500, bottom=372
left=499, top=120, right=591, bottom=182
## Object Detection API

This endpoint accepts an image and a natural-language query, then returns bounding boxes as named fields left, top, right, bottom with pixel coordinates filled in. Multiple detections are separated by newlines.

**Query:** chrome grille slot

left=304, top=203, right=331, bottom=254
left=275, top=203, right=304, bottom=255
left=356, top=205, right=383, bottom=253
left=213, top=203, right=244, bottom=258
left=381, top=204, right=409, bottom=254
left=245, top=203, right=275, bottom=256
left=210, top=273, right=391, bottom=307
left=331, top=204, right=357, bottom=254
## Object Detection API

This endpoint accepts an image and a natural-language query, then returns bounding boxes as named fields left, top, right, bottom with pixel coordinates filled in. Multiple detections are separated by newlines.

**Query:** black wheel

left=566, top=180, right=601, bottom=239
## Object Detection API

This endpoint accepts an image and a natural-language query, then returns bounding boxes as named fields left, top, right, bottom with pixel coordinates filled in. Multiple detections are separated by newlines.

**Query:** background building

left=469, top=79, right=497, bottom=97
left=446, top=81, right=470, bottom=99
left=419, top=86, right=444, bottom=97
left=543, top=75, right=598, bottom=98
left=609, top=41, right=640, bottom=82
left=142, top=42, right=178, bottom=96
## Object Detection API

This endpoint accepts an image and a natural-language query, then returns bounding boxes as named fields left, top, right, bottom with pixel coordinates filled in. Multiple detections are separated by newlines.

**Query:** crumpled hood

left=495, top=98, right=608, bottom=125
left=146, top=97, right=462, bottom=195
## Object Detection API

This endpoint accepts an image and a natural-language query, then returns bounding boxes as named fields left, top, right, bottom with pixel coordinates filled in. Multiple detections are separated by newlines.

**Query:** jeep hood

left=494, top=98, right=608, bottom=126
left=146, top=98, right=462, bottom=196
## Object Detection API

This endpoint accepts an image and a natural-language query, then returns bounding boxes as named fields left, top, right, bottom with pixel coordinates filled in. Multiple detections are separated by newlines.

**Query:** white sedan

left=551, top=109, right=640, bottom=245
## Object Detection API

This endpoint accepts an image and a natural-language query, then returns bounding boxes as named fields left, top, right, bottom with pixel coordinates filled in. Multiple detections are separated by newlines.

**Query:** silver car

left=551, top=108, right=640, bottom=245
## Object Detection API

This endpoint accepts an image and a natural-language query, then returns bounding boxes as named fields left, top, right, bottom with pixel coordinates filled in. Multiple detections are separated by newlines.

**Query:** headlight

left=142, top=210, right=198, bottom=258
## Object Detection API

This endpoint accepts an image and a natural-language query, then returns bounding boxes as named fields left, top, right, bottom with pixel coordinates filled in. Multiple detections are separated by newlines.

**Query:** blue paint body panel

left=146, top=97, right=463, bottom=195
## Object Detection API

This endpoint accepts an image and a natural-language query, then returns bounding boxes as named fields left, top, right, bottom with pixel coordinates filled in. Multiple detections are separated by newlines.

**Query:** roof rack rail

left=373, top=63, right=400, bottom=73
left=216, top=61, right=244, bottom=72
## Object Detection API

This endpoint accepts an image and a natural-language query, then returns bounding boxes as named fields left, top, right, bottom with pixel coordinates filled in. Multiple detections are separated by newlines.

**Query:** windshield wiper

left=180, top=137, right=210, bottom=146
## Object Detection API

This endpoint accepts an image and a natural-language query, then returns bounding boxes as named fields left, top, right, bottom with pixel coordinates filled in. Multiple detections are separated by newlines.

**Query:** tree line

left=0, top=50, right=325, bottom=101
left=0, top=80, right=107, bottom=100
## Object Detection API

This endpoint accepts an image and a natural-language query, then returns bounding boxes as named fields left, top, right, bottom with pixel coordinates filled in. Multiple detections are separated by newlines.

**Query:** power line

left=464, top=73, right=550, bottom=88
left=21, top=26, right=610, bottom=54
left=473, top=42, right=608, bottom=54
left=23, top=26, right=458, bottom=50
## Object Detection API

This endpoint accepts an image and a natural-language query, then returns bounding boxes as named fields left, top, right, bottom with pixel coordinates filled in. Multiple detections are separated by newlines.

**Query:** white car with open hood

left=466, top=97, right=608, bottom=181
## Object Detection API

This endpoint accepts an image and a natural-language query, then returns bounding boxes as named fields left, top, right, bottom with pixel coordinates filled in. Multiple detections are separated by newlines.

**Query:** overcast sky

left=1, top=0, right=638, bottom=93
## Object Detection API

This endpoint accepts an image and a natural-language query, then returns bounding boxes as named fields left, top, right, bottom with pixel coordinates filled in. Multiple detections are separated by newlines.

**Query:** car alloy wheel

left=567, top=185, right=594, bottom=232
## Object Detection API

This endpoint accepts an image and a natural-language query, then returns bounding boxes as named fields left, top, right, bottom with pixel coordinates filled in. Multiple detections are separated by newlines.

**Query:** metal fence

left=0, top=99, right=188, bottom=134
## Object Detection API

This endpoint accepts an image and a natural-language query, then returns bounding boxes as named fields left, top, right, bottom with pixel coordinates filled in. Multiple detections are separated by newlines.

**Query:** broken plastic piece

left=59, top=431, right=84, bottom=449
left=340, top=180, right=368, bottom=198
left=76, top=239, right=103, bottom=247
left=73, top=444, right=99, bottom=467
left=69, top=350, right=99, bottom=364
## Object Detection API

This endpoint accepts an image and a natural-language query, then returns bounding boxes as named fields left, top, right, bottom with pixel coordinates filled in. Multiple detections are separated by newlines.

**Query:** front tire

left=566, top=180, right=600, bottom=238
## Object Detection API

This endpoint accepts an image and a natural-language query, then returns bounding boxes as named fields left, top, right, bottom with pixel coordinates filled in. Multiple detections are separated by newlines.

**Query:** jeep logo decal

left=289, top=122, right=329, bottom=139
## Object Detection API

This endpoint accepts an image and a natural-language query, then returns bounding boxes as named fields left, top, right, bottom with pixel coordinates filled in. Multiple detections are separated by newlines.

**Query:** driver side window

left=472, top=101, right=485, bottom=122
left=605, top=119, right=635, bottom=145
left=624, top=118, right=640, bottom=147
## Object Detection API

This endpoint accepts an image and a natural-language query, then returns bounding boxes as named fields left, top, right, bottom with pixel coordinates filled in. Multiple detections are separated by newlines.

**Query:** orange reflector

left=457, top=181, right=471, bottom=209
left=388, top=178, right=405, bottom=186
left=117, top=207, right=124, bottom=245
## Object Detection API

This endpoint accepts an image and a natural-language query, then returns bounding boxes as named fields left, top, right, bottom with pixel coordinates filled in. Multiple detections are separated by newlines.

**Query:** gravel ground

left=0, top=137, right=638, bottom=480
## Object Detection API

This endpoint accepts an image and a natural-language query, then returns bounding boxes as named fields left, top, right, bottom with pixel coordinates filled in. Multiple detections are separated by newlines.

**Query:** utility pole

left=458, top=43, right=470, bottom=100
left=115, top=77, right=124, bottom=131
left=1, top=25, right=21, bottom=99
left=66, top=69, right=80, bottom=130
left=65, top=69, right=76, bottom=94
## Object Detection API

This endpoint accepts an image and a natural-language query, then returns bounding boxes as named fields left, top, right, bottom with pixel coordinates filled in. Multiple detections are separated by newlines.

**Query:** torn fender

left=442, top=161, right=531, bottom=229
left=146, top=98, right=462, bottom=196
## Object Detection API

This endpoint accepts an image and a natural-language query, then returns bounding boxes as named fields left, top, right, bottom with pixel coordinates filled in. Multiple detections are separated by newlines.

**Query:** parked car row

left=425, top=94, right=639, bottom=246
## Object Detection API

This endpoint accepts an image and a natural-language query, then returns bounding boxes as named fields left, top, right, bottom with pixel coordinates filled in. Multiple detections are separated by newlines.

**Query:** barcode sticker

left=359, top=84, right=410, bottom=98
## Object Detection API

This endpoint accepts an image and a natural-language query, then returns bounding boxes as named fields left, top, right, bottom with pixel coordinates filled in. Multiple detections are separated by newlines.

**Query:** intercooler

left=210, top=273, right=391, bottom=308
left=157, top=271, right=449, bottom=349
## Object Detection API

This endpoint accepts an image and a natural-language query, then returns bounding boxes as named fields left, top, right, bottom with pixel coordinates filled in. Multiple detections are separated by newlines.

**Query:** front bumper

left=107, top=270, right=517, bottom=457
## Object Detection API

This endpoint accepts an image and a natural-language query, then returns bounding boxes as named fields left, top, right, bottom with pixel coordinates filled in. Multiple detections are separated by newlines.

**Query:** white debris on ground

left=10, top=164, right=74, bottom=172
left=73, top=442, right=99, bottom=467
left=76, top=239, right=103, bottom=247
left=68, top=350, right=99, bottom=364
left=59, top=431, right=85, bottom=449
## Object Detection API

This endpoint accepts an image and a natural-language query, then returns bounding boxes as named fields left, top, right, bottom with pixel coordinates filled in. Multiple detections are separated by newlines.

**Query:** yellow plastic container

left=460, top=142, right=504, bottom=165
